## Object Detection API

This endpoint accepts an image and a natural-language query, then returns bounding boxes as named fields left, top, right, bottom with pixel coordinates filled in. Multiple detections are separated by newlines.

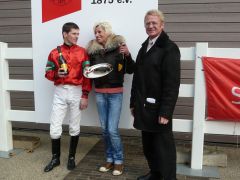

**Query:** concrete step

left=177, top=146, right=227, bottom=167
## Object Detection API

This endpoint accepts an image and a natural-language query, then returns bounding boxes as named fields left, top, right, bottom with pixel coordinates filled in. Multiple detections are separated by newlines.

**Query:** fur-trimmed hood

left=87, top=34, right=125, bottom=55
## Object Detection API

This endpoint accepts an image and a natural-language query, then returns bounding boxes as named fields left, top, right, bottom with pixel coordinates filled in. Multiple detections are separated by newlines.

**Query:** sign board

left=203, top=57, right=240, bottom=121
left=31, top=0, right=158, bottom=127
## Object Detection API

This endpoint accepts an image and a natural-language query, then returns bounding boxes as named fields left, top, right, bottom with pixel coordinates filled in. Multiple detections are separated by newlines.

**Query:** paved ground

left=1, top=130, right=240, bottom=180
left=65, top=136, right=150, bottom=180
left=65, top=136, right=240, bottom=180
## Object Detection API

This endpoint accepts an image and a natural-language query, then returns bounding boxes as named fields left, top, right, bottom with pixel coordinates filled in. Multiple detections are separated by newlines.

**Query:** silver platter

left=83, top=63, right=113, bottom=78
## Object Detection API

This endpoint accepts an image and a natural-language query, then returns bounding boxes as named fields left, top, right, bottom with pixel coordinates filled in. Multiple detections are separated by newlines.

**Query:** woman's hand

left=119, top=43, right=130, bottom=57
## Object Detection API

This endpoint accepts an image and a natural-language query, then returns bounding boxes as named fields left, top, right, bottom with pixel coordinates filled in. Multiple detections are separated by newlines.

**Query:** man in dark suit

left=130, top=9, right=180, bottom=180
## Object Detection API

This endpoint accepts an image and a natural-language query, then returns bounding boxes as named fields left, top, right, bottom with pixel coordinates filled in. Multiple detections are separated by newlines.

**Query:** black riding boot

left=67, top=135, right=79, bottom=170
left=44, top=138, right=61, bottom=172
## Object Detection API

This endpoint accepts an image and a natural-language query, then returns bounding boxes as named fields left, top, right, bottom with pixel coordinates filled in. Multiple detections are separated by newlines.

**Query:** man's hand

left=80, top=98, right=88, bottom=110
left=158, top=116, right=169, bottom=125
left=58, top=68, right=68, bottom=78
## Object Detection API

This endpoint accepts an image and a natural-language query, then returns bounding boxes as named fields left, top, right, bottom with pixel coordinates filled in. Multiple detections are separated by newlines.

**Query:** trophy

left=83, top=61, right=113, bottom=78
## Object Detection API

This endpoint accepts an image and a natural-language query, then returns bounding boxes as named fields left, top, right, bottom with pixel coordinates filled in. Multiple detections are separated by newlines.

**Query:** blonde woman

left=87, top=22, right=135, bottom=176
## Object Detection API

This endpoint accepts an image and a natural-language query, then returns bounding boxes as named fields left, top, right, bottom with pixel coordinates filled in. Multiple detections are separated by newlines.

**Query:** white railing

left=0, top=42, right=240, bottom=170
left=0, top=43, right=35, bottom=153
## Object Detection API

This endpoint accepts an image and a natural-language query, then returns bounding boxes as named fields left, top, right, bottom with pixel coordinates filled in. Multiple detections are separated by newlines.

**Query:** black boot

left=137, top=172, right=163, bottom=180
left=67, top=135, right=79, bottom=170
left=44, top=138, right=61, bottom=172
left=137, top=172, right=153, bottom=180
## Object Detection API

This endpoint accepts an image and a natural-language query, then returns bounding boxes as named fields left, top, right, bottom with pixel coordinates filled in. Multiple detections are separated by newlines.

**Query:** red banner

left=42, top=0, right=81, bottom=23
left=203, top=57, right=240, bottom=121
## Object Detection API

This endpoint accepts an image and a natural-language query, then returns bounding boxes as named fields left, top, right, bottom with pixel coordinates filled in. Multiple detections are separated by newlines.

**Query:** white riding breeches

left=50, top=85, right=82, bottom=139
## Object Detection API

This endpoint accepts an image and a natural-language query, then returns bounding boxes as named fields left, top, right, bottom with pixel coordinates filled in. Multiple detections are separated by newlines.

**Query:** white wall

left=31, top=0, right=158, bottom=126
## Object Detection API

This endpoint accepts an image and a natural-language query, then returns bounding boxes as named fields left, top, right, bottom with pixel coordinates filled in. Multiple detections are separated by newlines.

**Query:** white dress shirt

left=146, top=35, right=160, bottom=52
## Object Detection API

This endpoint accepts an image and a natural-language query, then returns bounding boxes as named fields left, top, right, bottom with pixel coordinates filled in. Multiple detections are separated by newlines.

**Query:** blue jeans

left=95, top=92, right=123, bottom=164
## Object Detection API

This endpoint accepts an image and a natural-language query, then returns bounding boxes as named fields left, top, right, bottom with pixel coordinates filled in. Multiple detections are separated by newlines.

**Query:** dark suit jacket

left=130, top=31, right=180, bottom=132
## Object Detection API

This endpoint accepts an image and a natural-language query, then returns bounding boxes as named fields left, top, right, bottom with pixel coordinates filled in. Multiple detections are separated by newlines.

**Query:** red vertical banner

left=202, top=57, right=240, bottom=121
left=42, top=0, right=81, bottom=23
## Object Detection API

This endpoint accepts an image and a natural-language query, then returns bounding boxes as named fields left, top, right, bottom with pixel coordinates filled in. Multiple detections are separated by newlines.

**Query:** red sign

left=42, top=0, right=81, bottom=23
left=203, top=57, right=240, bottom=121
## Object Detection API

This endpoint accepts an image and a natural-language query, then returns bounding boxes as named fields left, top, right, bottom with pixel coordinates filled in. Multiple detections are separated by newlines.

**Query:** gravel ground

left=0, top=130, right=99, bottom=180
